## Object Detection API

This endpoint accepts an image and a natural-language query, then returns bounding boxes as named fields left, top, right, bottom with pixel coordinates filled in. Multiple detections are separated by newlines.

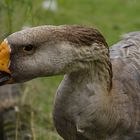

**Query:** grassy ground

left=0, top=0, right=140, bottom=139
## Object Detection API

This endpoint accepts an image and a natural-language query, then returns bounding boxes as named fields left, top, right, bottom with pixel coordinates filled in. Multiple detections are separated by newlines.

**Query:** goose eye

left=23, top=45, right=34, bottom=52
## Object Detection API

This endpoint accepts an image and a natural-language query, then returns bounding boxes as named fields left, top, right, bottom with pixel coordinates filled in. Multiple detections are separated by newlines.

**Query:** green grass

left=0, top=0, right=140, bottom=139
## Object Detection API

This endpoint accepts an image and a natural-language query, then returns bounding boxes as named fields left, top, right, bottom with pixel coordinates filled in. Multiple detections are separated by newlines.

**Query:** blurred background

left=0, top=0, right=139, bottom=139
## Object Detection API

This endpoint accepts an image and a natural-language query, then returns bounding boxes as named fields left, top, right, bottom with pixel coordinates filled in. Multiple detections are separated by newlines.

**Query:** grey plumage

left=0, top=25, right=140, bottom=140
left=109, top=31, right=140, bottom=140
left=0, top=84, right=33, bottom=140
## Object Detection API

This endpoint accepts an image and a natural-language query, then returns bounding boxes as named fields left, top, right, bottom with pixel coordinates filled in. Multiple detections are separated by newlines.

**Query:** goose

left=0, top=84, right=20, bottom=140
left=0, top=25, right=140, bottom=140
left=0, top=84, right=21, bottom=101
left=0, top=84, right=33, bottom=140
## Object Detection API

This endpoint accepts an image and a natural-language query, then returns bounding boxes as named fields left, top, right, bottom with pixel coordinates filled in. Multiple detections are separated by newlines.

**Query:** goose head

left=0, top=25, right=109, bottom=85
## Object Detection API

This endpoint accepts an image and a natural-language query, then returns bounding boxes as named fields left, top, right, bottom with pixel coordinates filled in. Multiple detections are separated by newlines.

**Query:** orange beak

left=0, top=39, right=11, bottom=73
left=0, top=39, right=13, bottom=85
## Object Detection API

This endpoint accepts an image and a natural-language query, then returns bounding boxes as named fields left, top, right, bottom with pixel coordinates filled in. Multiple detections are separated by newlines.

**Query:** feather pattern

left=110, top=32, right=140, bottom=140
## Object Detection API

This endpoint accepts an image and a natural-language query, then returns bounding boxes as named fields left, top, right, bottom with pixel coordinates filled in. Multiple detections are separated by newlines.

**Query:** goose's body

left=0, top=85, right=33, bottom=140
left=0, top=84, right=21, bottom=140
left=0, top=25, right=140, bottom=140
left=0, top=84, right=21, bottom=102
left=54, top=31, right=140, bottom=140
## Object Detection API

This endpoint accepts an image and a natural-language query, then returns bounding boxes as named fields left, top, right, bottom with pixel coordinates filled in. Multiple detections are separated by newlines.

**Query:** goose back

left=110, top=31, right=140, bottom=140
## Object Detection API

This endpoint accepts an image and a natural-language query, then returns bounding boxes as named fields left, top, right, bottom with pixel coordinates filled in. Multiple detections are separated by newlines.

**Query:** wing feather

left=110, top=31, right=140, bottom=59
